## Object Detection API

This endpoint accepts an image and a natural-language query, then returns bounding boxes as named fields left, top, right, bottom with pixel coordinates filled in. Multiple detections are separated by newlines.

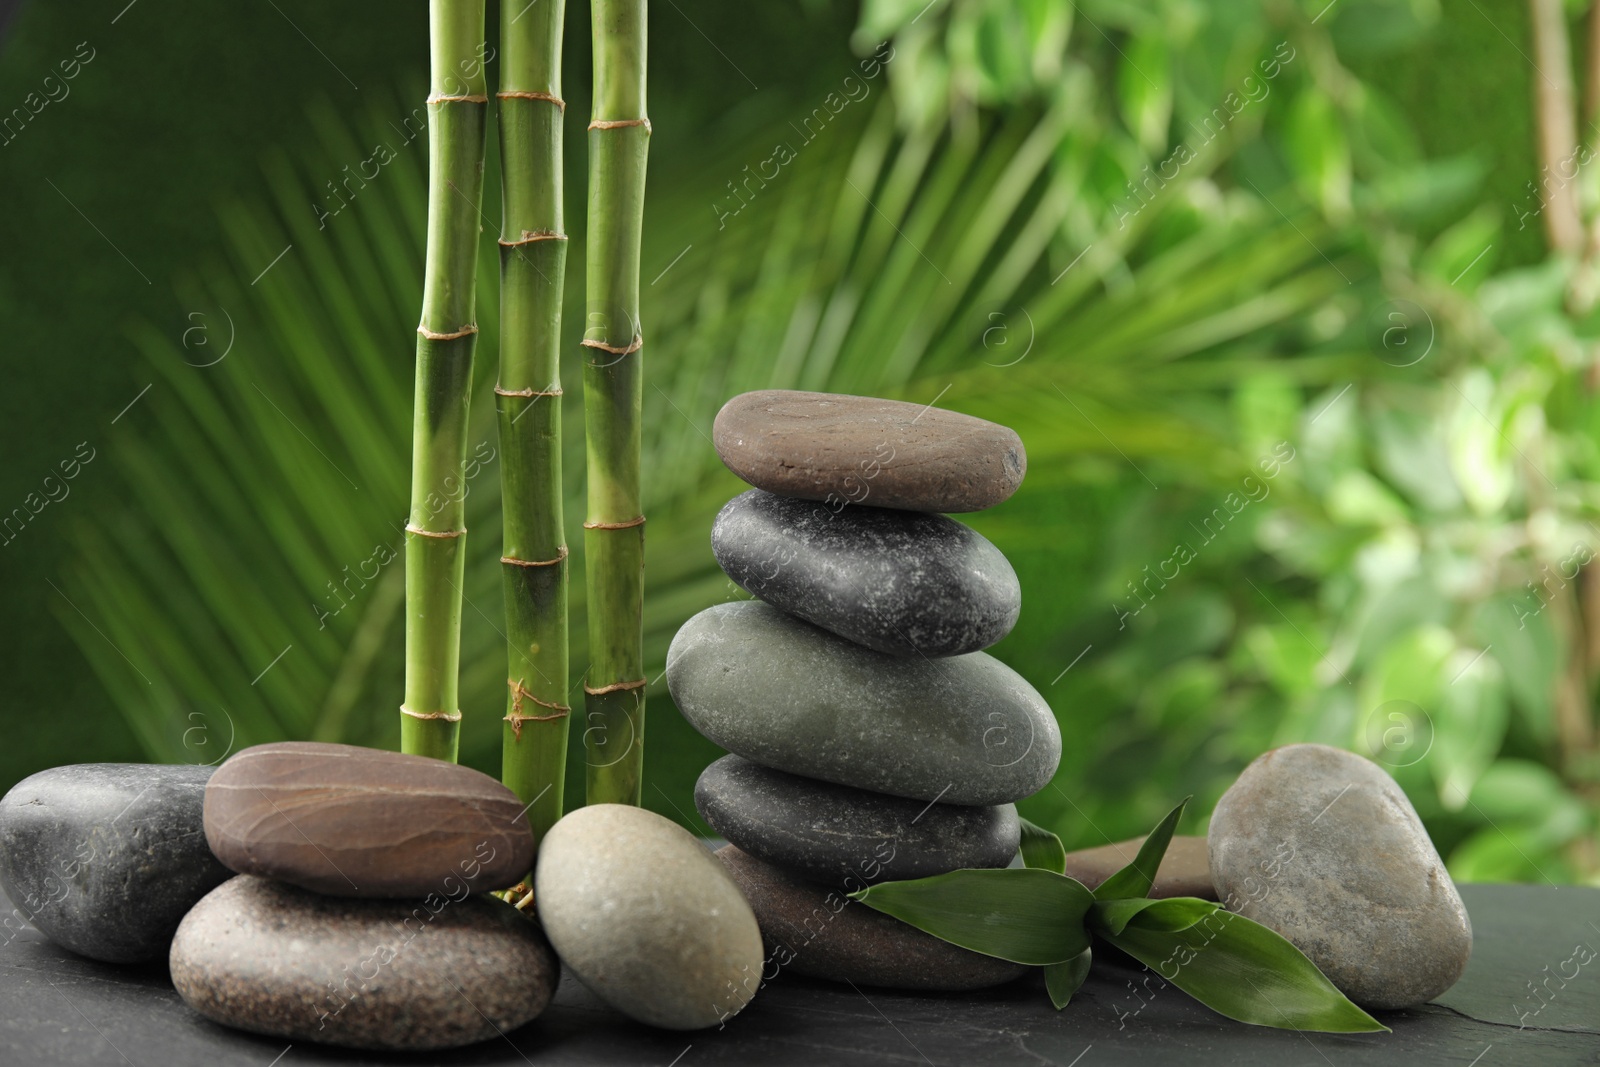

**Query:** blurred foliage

left=54, top=0, right=1598, bottom=884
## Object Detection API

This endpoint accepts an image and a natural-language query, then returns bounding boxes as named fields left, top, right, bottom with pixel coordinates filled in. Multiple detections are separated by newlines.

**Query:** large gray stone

left=204, top=741, right=534, bottom=898
left=170, top=875, right=557, bottom=1050
left=0, top=763, right=231, bottom=963
left=712, top=488, right=1020, bottom=657
left=716, top=845, right=1028, bottom=991
left=695, top=754, right=1019, bottom=888
left=535, top=804, right=765, bottom=1030
left=667, top=601, right=1060, bottom=805
left=712, top=390, right=1026, bottom=513
left=1209, top=743, right=1473, bottom=1009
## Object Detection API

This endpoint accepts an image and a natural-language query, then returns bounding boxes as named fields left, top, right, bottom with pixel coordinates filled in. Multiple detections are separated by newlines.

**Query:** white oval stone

left=535, top=804, right=765, bottom=1030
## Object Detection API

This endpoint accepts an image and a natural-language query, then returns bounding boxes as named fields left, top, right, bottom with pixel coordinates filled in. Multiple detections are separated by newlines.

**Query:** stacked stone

left=175, top=742, right=557, bottom=1051
left=667, top=389, right=1062, bottom=992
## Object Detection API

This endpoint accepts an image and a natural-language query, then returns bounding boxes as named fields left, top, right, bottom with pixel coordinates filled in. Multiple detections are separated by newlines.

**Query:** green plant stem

left=582, top=0, right=649, bottom=805
left=498, top=0, right=570, bottom=845
left=402, top=0, right=489, bottom=762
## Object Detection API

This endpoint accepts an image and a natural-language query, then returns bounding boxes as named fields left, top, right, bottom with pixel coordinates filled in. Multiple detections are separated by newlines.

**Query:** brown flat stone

left=716, top=845, right=1028, bottom=992
left=712, top=390, right=1026, bottom=513
left=204, top=742, right=533, bottom=898
left=1060, top=834, right=1215, bottom=900
left=170, top=875, right=557, bottom=1051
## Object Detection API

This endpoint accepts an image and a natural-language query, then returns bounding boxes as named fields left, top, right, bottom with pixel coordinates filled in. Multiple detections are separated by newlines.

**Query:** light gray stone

left=1209, top=743, right=1473, bottom=1009
left=535, top=804, right=765, bottom=1030
left=667, top=601, right=1060, bottom=805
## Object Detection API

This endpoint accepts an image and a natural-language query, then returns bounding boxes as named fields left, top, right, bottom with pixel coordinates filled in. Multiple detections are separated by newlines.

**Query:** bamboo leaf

left=851, top=868, right=1094, bottom=966
left=1095, top=908, right=1388, bottom=1032
left=1093, top=795, right=1190, bottom=900
left=1045, top=947, right=1093, bottom=1010
left=1018, top=816, right=1066, bottom=873
left=1091, top=895, right=1220, bottom=936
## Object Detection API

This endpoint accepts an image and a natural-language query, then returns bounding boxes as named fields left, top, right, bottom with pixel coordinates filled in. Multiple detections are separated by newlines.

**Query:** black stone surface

left=2, top=883, right=1595, bottom=1065
left=696, top=754, right=1019, bottom=887
left=0, top=763, right=231, bottom=964
left=712, top=489, right=1021, bottom=657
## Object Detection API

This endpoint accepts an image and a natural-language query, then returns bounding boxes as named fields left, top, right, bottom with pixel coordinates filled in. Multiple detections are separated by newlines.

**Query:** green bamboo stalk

left=498, top=0, right=570, bottom=845
left=582, top=0, right=649, bottom=805
left=401, top=0, right=489, bottom=762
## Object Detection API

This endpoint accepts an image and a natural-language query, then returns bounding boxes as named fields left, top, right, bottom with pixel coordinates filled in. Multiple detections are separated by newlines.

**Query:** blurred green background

left=2, top=0, right=1596, bottom=885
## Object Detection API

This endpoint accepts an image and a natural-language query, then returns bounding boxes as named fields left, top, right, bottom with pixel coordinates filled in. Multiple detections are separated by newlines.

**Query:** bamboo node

left=588, top=117, right=652, bottom=132
left=584, top=678, right=648, bottom=696
left=498, top=90, right=566, bottom=110
left=418, top=324, right=478, bottom=340
left=400, top=705, right=462, bottom=722
left=507, top=679, right=570, bottom=739
left=580, top=336, right=643, bottom=356
left=494, top=385, right=564, bottom=398
left=406, top=524, right=467, bottom=539
left=583, top=515, right=646, bottom=531
left=500, top=546, right=568, bottom=567
left=428, top=93, right=489, bottom=104
left=499, top=230, right=568, bottom=247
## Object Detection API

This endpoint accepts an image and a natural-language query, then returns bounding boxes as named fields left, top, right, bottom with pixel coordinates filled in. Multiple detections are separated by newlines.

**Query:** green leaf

left=1095, top=908, right=1388, bottom=1032
left=851, top=868, right=1094, bottom=966
left=1044, top=947, right=1092, bottom=1010
left=1018, top=816, right=1066, bottom=873
left=1093, top=796, right=1190, bottom=900
left=1091, top=895, right=1220, bottom=935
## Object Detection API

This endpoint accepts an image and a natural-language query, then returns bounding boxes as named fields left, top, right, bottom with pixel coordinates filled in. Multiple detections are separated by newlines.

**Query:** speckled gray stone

left=0, top=763, right=231, bottom=963
left=711, top=489, right=1021, bottom=657
left=712, top=390, right=1026, bottom=513
left=170, top=875, right=557, bottom=1050
left=1209, top=744, right=1473, bottom=1010
left=204, top=742, right=534, bottom=898
left=1060, top=835, right=1215, bottom=900
left=696, top=755, right=1019, bottom=888
left=667, top=601, right=1060, bottom=806
left=536, top=804, right=765, bottom=1030
left=716, top=845, right=1028, bottom=991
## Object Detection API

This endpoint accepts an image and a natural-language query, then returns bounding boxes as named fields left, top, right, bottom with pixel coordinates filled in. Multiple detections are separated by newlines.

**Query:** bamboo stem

left=583, top=0, right=649, bottom=806
left=402, top=0, right=489, bottom=762
left=498, top=0, right=571, bottom=845
left=1529, top=0, right=1583, bottom=256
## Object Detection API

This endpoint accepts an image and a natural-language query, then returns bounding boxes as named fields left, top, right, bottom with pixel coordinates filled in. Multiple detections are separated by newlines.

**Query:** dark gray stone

left=0, top=763, right=231, bottom=964
left=169, top=874, right=558, bottom=1051
left=711, top=489, right=1021, bottom=657
left=695, top=754, right=1019, bottom=888
left=712, top=389, right=1026, bottom=513
left=1061, top=835, right=1216, bottom=900
left=667, top=601, right=1061, bottom=806
left=716, top=845, right=1029, bottom=992
left=1209, top=743, right=1473, bottom=1010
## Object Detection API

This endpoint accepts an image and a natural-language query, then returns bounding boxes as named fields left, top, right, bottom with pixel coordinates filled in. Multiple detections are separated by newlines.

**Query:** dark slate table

left=3, top=884, right=1597, bottom=1067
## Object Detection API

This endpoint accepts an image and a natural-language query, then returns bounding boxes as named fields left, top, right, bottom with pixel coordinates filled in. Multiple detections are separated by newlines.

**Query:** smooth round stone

left=0, top=763, right=231, bottom=963
left=170, top=875, right=556, bottom=1050
left=712, top=390, right=1026, bottom=513
left=711, top=489, right=1020, bottom=657
left=716, top=845, right=1027, bottom=991
left=204, top=742, right=533, bottom=898
left=695, top=755, right=1019, bottom=888
left=1060, top=835, right=1215, bottom=900
left=667, top=601, right=1061, bottom=805
left=536, top=804, right=765, bottom=1030
left=1209, top=744, right=1473, bottom=1009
